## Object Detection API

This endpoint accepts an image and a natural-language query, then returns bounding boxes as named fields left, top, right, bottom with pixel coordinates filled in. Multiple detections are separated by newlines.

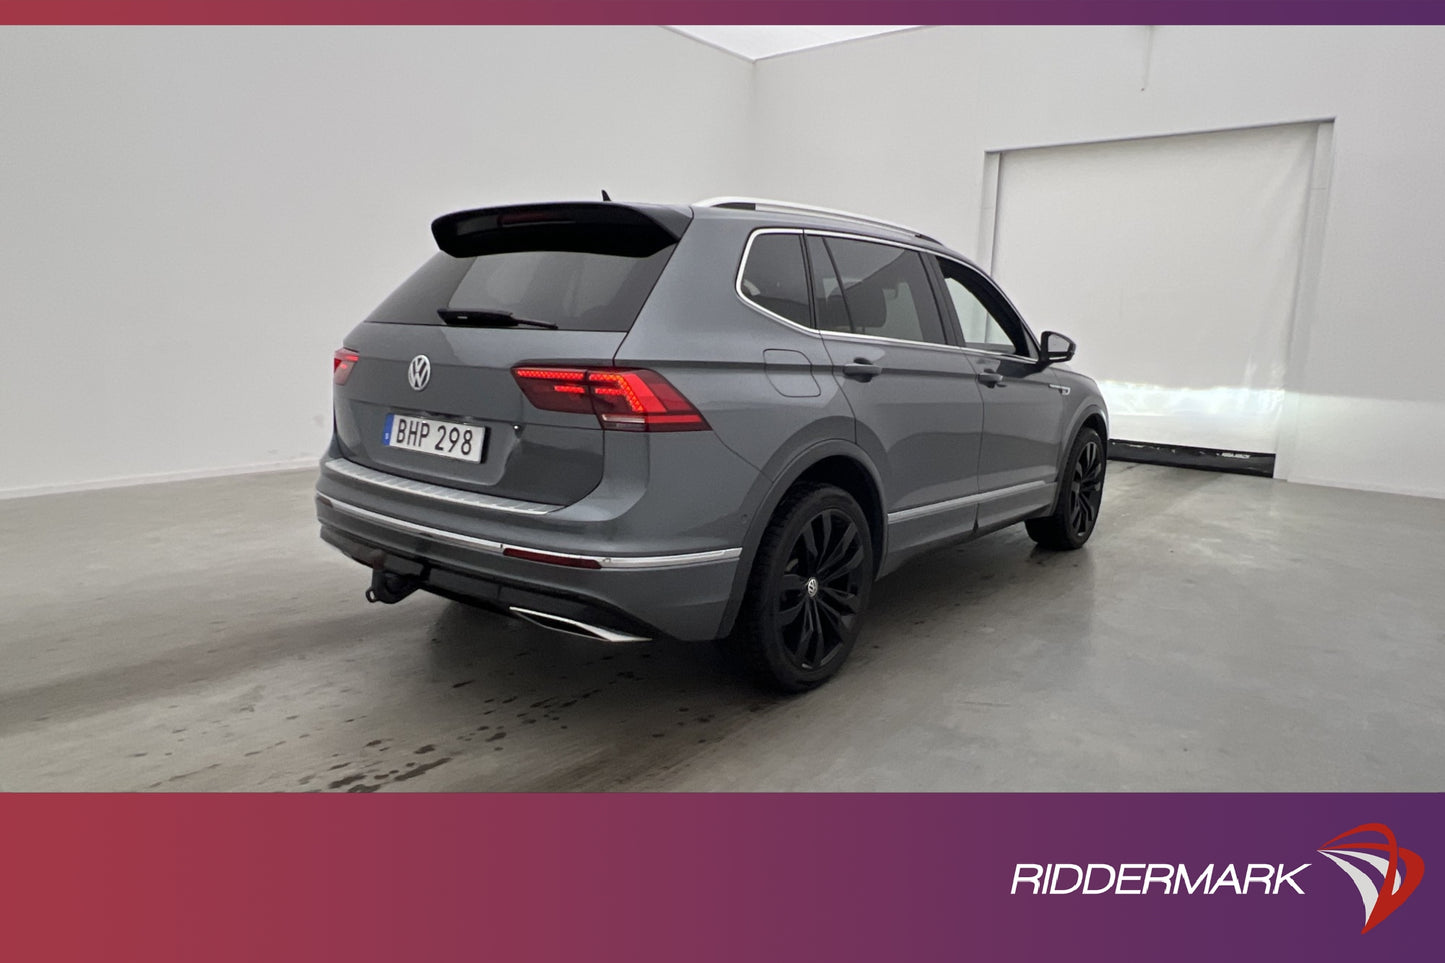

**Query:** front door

left=932, top=256, right=1065, bottom=529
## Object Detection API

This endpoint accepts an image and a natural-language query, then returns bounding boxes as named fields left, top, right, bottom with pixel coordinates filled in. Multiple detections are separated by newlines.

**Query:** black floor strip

left=1108, top=439, right=1276, bottom=477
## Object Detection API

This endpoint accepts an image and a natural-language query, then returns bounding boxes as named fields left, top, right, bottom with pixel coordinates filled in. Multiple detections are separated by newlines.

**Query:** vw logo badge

left=407, top=355, right=431, bottom=391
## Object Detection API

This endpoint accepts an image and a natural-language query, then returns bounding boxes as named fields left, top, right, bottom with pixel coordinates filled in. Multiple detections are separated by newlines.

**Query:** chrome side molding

left=886, top=479, right=1053, bottom=524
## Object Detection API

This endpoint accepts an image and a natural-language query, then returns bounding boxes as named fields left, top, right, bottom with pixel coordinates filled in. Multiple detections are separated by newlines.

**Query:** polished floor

left=1, top=462, right=1442, bottom=791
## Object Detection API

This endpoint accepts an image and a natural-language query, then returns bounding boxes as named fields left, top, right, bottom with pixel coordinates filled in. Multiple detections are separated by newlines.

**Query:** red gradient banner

left=0, top=794, right=1438, bottom=962
left=6, top=2, right=1445, bottom=26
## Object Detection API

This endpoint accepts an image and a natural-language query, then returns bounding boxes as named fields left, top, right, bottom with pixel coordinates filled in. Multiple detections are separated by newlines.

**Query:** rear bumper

left=315, top=491, right=741, bottom=642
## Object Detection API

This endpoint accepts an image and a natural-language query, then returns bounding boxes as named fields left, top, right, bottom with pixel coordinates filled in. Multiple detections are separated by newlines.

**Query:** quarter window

left=823, top=238, right=947, bottom=345
left=740, top=233, right=811, bottom=327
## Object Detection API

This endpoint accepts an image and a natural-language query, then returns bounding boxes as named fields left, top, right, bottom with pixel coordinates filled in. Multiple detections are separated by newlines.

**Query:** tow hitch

left=366, top=568, right=421, bottom=605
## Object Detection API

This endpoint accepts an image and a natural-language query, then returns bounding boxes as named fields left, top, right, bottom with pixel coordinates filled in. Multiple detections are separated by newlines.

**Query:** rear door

left=807, top=233, right=984, bottom=545
left=332, top=203, right=685, bottom=506
left=932, top=256, right=1065, bottom=528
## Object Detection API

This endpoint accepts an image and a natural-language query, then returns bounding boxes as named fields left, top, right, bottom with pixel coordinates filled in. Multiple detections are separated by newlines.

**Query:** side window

left=935, top=258, right=1032, bottom=356
left=805, top=235, right=852, bottom=332
left=740, top=232, right=810, bottom=327
left=823, top=238, right=947, bottom=345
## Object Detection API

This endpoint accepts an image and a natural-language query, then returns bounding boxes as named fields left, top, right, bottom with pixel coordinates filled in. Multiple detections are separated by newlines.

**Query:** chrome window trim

left=735, top=228, right=817, bottom=330
left=318, top=494, right=742, bottom=570
left=955, top=344, right=1040, bottom=366
left=323, top=458, right=561, bottom=516
left=733, top=228, right=1044, bottom=367
left=886, top=480, right=1053, bottom=524
left=734, top=229, right=988, bottom=359
left=821, top=330, right=1030, bottom=361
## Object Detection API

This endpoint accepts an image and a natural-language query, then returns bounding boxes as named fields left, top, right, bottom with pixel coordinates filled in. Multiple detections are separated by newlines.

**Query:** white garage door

left=990, top=123, right=1320, bottom=454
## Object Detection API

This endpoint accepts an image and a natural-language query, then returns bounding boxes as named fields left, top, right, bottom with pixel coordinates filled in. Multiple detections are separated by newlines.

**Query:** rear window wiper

left=437, top=308, right=559, bottom=330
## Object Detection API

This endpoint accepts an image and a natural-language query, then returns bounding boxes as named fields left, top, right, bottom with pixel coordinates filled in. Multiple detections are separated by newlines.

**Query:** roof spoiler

left=431, top=202, right=691, bottom=258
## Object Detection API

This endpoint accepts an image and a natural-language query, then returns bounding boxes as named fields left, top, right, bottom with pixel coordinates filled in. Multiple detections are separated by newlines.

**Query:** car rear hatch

left=332, top=202, right=691, bottom=506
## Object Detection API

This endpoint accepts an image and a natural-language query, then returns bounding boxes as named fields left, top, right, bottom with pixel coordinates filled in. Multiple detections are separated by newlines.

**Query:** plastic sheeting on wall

left=991, top=123, right=1320, bottom=453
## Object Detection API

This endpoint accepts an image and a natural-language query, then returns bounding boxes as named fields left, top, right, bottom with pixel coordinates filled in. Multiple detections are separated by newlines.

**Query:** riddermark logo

left=1317, top=823, right=1425, bottom=934
left=1011, top=822, right=1425, bottom=934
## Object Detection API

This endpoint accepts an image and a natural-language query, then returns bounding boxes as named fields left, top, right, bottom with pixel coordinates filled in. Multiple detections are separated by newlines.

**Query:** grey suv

left=315, top=198, right=1108, bottom=690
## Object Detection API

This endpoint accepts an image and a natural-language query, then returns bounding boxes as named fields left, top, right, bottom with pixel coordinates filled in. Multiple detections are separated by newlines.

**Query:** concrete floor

left=1, top=462, right=1442, bottom=791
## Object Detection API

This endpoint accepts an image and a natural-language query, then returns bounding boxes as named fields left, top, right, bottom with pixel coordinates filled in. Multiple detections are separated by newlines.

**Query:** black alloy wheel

left=1068, top=436, right=1105, bottom=539
left=733, top=484, right=874, bottom=692
left=776, top=507, right=867, bottom=671
left=1026, top=425, right=1106, bottom=550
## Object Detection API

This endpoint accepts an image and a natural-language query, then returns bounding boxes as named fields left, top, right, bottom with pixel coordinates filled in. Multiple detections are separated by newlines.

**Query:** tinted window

left=740, top=233, right=810, bottom=326
left=805, top=235, right=852, bottom=332
left=824, top=238, right=947, bottom=345
left=942, top=276, right=1012, bottom=348
left=936, top=258, right=1032, bottom=355
left=366, top=245, right=675, bottom=332
left=365, top=253, right=473, bottom=326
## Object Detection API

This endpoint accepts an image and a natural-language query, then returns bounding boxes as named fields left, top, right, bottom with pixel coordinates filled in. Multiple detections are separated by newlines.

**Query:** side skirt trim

left=885, top=480, right=1052, bottom=525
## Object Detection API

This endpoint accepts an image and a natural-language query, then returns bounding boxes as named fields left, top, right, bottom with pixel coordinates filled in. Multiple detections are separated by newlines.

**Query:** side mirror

left=1040, top=331, right=1076, bottom=367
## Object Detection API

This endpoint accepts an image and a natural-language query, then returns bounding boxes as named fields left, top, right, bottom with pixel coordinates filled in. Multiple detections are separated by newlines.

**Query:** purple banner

left=0, top=793, right=1436, bottom=960
left=7, top=2, right=1445, bottom=27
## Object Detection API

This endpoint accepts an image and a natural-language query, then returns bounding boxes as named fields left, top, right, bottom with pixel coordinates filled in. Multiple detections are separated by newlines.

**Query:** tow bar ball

left=366, top=569, right=420, bottom=605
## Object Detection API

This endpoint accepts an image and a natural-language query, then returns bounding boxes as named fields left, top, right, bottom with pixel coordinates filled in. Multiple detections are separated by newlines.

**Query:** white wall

left=0, top=26, right=753, bottom=496
left=990, top=122, right=1320, bottom=453
left=7, top=26, right=1444, bottom=500
left=751, top=26, right=1445, bottom=498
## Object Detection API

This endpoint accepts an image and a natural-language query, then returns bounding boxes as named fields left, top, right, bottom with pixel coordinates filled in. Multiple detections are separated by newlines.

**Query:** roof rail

left=694, top=196, right=939, bottom=244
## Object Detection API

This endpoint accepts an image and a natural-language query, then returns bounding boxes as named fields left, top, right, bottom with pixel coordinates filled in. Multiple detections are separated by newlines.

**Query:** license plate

left=383, top=414, right=485, bottom=463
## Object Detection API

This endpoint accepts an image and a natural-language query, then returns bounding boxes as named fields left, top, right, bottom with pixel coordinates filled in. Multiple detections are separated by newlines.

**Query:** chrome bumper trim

left=318, top=495, right=742, bottom=570
left=323, top=458, right=560, bottom=516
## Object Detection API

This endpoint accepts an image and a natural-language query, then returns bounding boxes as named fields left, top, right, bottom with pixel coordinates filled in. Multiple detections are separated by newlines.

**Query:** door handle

left=977, top=370, right=1005, bottom=387
left=843, top=360, right=884, bottom=381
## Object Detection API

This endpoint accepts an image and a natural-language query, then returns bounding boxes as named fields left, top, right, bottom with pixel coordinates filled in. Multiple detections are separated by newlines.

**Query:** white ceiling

left=668, top=26, right=920, bottom=61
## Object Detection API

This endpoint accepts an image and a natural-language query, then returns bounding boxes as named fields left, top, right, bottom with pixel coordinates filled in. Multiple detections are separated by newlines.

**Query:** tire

left=1026, top=426, right=1106, bottom=550
left=730, top=484, right=875, bottom=693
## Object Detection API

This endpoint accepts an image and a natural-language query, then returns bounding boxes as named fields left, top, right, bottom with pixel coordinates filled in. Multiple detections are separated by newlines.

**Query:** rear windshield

left=365, top=244, right=677, bottom=331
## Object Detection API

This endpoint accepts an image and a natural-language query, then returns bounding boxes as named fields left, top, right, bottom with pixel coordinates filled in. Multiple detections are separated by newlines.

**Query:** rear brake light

left=333, top=349, right=359, bottom=385
left=512, top=367, right=708, bottom=432
left=497, top=210, right=570, bottom=226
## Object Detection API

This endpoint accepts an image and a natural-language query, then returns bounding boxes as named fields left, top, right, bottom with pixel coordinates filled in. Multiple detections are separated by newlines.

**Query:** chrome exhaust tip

left=508, top=606, right=650, bottom=643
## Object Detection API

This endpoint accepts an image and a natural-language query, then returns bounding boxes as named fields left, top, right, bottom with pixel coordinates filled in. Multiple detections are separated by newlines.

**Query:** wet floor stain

left=390, top=757, right=451, bottom=783
left=327, top=771, right=369, bottom=789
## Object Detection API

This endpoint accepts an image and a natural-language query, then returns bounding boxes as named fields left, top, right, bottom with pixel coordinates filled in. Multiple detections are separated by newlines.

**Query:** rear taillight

left=333, top=349, right=359, bottom=385
left=512, top=367, right=708, bottom=432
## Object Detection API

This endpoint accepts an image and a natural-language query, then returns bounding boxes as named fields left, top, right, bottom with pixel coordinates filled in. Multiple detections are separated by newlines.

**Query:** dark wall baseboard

left=1108, top=439, right=1276, bottom=478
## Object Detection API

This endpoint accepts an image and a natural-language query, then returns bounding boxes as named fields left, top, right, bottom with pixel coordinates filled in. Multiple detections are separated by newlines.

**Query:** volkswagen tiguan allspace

left=315, top=197, right=1108, bottom=690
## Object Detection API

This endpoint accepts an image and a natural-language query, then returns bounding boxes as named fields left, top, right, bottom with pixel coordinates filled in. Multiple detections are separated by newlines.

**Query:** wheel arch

left=1057, top=402, right=1109, bottom=481
left=716, top=440, right=887, bottom=639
